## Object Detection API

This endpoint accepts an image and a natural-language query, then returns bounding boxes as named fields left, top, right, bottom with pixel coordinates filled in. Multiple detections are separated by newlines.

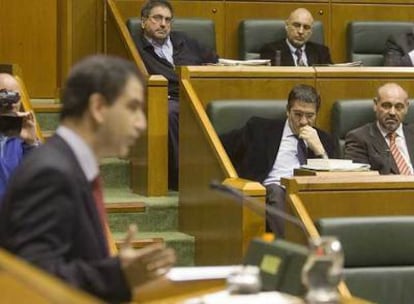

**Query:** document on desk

left=183, top=290, right=304, bottom=304
left=167, top=266, right=240, bottom=281
left=302, top=159, right=371, bottom=171
left=216, top=58, right=271, bottom=66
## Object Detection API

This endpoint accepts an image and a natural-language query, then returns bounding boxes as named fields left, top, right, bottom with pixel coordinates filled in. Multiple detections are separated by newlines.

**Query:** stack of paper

left=217, top=58, right=271, bottom=66
left=302, top=159, right=371, bottom=171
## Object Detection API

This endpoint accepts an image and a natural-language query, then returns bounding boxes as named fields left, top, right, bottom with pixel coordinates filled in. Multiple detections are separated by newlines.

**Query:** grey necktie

left=295, top=48, right=305, bottom=66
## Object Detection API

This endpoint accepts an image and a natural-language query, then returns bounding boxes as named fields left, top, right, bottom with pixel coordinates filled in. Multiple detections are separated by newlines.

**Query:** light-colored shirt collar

left=286, top=38, right=306, bottom=54
left=376, top=121, right=404, bottom=140
left=56, top=125, right=99, bottom=182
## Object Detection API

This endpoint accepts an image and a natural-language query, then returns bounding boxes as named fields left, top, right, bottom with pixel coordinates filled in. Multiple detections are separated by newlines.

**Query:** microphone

left=209, top=180, right=305, bottom=233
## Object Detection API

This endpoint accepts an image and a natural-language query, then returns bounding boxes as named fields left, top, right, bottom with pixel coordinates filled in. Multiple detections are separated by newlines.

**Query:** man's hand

left=19, top=111, right=38, bottom=145
left=298, top=126, right=326, bottom=157
left=119, top=224, right=176, bottom=289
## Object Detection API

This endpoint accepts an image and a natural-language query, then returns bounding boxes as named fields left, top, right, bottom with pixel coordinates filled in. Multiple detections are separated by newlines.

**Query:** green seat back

left=127, top=17, right=216, bottom=51
left=206, top=99, right=287, bottom=135
left=238, top=19, right=324, bottom=60
left=347, top=21, right=413, bottom=66
left=317, top=216, right=414, bottom=304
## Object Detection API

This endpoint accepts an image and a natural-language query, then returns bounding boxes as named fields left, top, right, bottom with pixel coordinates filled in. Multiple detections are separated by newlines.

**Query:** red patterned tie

left=387, top=132, right=412, bottom=175
left=92, top=176, right=117, bottom=255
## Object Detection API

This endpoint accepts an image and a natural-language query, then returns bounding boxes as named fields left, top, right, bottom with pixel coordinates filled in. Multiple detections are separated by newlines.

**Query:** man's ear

left=88, top=93, right=107, bottom=125
left=141, top=18, right=146, bottom=29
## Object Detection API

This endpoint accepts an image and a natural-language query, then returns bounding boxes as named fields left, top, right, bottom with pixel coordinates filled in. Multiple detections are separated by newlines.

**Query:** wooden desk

left=281, top=175, right=414, bottom=244
left=133, top=277, right=372, bottom=304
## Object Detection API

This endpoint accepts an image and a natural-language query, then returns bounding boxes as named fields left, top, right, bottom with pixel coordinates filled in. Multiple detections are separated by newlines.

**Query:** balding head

left=0, top=74, right=20, bottom=93
left=0, top=73, right=22, bottom=112
left=374, top=83, right=409, bottom=133
left=285, top=8, right=314, bottom=48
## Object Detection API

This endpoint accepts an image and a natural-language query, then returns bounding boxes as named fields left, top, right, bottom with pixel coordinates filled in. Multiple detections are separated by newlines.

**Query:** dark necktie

left=92, top=176, right=117, bottom=255
left=296, top=136, right=308, bottom=165
left=295, top=48, right=305, bottom=66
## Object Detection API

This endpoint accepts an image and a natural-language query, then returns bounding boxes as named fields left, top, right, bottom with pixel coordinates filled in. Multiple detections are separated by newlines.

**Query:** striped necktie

left=296, top=136, right=307, bottom=165
left=295, top=48, right=305, bottom=66
left=387, top=132, right=411, bottom=175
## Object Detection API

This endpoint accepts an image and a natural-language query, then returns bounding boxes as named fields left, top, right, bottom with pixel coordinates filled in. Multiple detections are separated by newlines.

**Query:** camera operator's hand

left=19, top=111, right=38, bottom=145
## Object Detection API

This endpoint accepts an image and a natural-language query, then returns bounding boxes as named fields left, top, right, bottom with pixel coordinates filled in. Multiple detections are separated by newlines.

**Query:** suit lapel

left=305, top=44, right=317, bottom=66
left=280, top=41, right=295, bottom=66
left=369, top=124, right=399, bottom=174
left=53, top=135, right=109, bottom=256
left=403, top=124, right=414, bottom=165
left=266, top=120, right=285, bottom=165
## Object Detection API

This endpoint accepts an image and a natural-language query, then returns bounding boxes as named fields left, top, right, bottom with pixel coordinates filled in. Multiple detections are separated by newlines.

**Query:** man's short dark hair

left=61, top=55, right=144, bottom=120
left=141, top=0, right=174, bottom=18
left=286, top=84, right=321, bottom=111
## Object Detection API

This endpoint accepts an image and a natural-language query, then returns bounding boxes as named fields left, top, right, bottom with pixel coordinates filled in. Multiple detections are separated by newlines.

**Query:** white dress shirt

left=263, top=121, right=303, bottom=185
left=286, top=39, right=308, bottom=67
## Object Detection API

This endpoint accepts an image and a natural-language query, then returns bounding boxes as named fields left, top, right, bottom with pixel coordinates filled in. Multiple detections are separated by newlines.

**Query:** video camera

left=0, top=89, right=23, bottom=136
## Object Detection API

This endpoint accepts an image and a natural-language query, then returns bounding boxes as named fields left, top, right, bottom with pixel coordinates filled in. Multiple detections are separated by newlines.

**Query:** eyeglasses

left=148, top=14, right=173, bottom=25
left=291, top=110, right=316, bottom=120
left=288, top=22, right=312, bottom=32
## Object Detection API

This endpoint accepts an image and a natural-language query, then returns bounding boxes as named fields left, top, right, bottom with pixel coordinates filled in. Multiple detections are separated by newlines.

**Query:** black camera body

left=0, top=89, right=23, bottom=136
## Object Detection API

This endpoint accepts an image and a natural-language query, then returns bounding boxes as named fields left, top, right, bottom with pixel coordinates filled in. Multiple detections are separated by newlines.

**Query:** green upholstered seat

left=238, top=19, right=324, bottom=60
left=317, top=216, right=414, bottom=304
left=126, top=17, right=216, bottom=51
left=206, top=99, right=287, bottom=135
left=331, top=99, right=414, bottom=158
left=347, top=21, right=413, bottom=66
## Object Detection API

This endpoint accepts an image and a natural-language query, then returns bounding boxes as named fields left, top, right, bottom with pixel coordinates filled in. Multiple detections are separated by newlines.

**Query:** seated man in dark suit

left=345, top=83, right=414, bottom=175
left=221, top=84, right=334, bottom=237
left=260, top=8, right=332, bottom=66
left=384, top=32, right=414, bottom=66
left=132, top=0, right=219, bottom=190
left=0, top=55, right=176, bottom=303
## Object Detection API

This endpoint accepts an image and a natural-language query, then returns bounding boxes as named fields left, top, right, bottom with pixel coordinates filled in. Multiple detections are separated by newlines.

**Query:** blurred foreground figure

left=0, top=55, right=176, bottom=303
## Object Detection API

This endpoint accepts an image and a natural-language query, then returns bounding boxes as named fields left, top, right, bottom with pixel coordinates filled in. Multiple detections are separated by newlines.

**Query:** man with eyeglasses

left=260, top=8, right=332, bottom=66
left=221, top=84, right=334, bottom=237
left=133, top=0, right=219, bottom=190
left=345, top=83, right=414, bottom=175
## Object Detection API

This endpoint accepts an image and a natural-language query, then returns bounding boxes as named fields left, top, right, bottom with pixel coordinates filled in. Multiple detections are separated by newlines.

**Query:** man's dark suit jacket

left=0, top=135, right=131, bottom=303
left=220, top=117, right=335, bottom=183
left=344, top=122, right=414, bottom=174
left=384, top=32, right=414, bottom=67
left=132, top=30, right=218, bottom=100
left=259, top=39, right=332, bottom=66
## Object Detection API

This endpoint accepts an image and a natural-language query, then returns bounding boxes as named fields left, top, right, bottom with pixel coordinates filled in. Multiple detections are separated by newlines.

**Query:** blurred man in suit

left=0, top=55, right=176, bottom=302
left=345, top=83, right=414, bottom=174
left=0, top=74, right=38, bottom=200
left=260, top=8, right=332, bottom=66
left=384, top=31, right=414, bottom=66
left=132, top=0, right=219, bottom=190
left=221, top=84, right=334, bottom=237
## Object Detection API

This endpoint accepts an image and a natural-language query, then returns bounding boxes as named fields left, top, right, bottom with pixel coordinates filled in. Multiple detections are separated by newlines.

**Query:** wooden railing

left=179, top=72, right=266, bottom=265
left=106, top=0, right=168, bottom=196
left=0, top=249, right=101, bottom=303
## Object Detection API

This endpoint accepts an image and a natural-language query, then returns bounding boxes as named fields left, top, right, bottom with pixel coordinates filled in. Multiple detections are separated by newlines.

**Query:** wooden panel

left=0, top=0, right=57, bottom=97
left=224, top=1, right=330, bottom=59
left=330, top=3, right=414, bottom=63
left=179, top=75, right=265, bottom=265
left=282, top=175, right=414, bottom=245
left=114, top=0, right=225, bottom=55
left=181, top=66, right=315, bottom=107
left=315, top=67, right=414, bottom=131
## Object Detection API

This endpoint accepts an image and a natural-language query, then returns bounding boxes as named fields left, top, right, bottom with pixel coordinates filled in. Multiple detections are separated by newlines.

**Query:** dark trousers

left=265, top=183, right=286, bottom=238
left=168, top=99, right=179, bottom=190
